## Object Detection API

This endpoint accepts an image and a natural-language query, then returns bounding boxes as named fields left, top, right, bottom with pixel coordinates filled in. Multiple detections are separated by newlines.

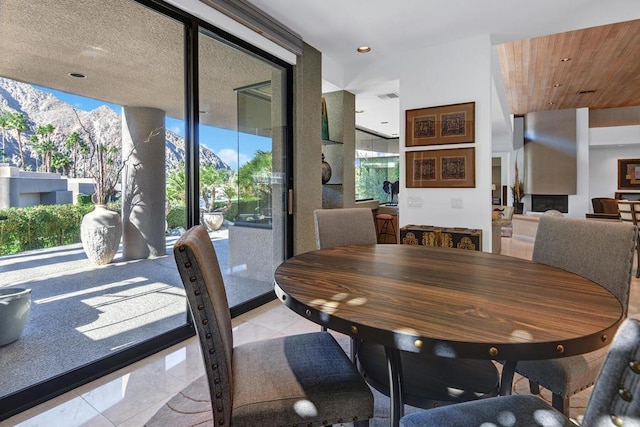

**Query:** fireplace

left=531, top=195, right=568, bottom=213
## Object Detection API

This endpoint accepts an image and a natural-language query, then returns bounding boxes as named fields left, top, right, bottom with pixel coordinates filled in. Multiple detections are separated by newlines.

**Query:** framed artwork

left=405, top=102, right=475, bottom=146
left=618, top=158, right=640, bottom=190
left=406, top=147, right=475, bottom=188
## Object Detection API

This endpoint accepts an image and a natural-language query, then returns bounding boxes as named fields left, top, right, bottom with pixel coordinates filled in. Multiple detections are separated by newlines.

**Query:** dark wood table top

left=274, top=244, right=624, bottom=361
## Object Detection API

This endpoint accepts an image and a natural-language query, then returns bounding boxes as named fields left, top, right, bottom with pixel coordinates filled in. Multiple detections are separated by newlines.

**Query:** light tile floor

left=3, top=237, right=638, bottom=426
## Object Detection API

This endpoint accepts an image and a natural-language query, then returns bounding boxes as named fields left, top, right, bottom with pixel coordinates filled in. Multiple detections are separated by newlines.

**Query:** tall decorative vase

left=321, top=97, right=330, bottom=140
left=81, top=204, right=122, bottom=265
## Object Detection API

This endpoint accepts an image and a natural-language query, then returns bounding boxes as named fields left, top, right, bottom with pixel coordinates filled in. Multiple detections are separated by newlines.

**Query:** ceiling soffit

left=0, top=0, right=275, bottom=131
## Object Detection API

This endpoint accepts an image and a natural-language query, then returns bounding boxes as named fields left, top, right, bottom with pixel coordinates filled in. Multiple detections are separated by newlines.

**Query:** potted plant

left=200, top=165, right=234, bottom=232
left=511, top=159, right=525, bottom=214
left=74, top=109, right=126, bottom=265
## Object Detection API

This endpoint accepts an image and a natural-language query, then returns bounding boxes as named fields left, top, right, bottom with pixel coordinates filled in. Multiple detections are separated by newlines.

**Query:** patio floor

left=0, top=228, right=273, bottom=398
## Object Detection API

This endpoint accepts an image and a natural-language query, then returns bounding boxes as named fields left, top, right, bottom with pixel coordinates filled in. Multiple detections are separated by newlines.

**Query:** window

left=355, top=129, right=399, bottom=204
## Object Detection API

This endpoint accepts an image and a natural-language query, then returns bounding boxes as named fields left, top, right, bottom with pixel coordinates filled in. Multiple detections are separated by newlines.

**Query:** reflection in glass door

left=0, top=0, right=189, bottom=418
left=198, top=30, right=286, bottom=310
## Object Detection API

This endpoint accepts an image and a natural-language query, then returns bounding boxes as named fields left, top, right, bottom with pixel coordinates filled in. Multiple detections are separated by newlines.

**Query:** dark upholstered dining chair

left=592, top=197, right=620, bottom=215
left=400, top=317, right=640, bottom=427
left=313, top=208, right=500, bottom=409
left=515, top=216, right=638, bottom=415
left=618, top=200, right=640, bottom=278
left=171, top=225, right=373, bottom=426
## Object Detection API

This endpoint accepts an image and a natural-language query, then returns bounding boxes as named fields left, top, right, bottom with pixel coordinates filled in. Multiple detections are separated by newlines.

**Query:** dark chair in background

left=514, top=216, right=637, bottom=414
left=314, top=208, right=500, bottom=410
left=165, top=225, right=374, bottom=426
left=587, top=197, right=620, bottom=220
left=592, top=197, right=619, bottom=214
left=400, top=317, right=640, bottom=426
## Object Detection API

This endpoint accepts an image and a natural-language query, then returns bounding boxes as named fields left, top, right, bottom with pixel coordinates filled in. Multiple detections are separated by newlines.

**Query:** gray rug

left=144, top=371, right=584, bottom=426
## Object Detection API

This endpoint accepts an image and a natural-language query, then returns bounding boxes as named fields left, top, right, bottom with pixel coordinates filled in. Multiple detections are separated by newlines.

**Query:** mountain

left=0, top=77, right=230, bottom=174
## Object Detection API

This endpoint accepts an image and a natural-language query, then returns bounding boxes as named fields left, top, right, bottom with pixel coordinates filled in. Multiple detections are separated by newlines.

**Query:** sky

left=38, top=86, right=270, bottom=170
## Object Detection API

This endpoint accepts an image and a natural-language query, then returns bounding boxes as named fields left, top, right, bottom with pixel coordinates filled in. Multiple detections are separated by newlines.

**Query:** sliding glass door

left=0, top=0, right=292, bottom=419
left=197, top=29, right=287, bottom=311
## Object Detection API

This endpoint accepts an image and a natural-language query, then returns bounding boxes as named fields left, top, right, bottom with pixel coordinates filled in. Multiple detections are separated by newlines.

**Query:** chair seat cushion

left=515, top=346, right=608, bottom=397
left=399, top=395, right=573, bottom=427
left=232, top=332, right=373, bottom=426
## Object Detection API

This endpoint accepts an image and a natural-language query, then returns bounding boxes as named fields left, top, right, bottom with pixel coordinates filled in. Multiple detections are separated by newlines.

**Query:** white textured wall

left=590, top=145, right=640, bottom=203
left=397, top=35, right=494, bottom=251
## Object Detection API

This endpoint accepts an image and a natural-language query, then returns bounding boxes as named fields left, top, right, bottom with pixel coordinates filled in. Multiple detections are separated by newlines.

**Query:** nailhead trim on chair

left=178, top=244, right=229, bottom=426
left=608, top=344, right=640, bottom=425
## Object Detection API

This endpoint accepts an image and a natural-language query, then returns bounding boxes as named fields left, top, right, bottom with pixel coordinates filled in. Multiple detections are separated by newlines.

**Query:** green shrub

left=77, top=193, right=92, bottom=205
left=0, top=204, right=94, bottom=255
left=166, top=205, right=186, bottom=229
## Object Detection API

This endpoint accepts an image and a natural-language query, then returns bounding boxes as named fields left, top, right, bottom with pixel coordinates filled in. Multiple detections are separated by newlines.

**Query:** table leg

left=385, top=346, right=404, bottom=427
left=500, top=360, right=517, bottom=395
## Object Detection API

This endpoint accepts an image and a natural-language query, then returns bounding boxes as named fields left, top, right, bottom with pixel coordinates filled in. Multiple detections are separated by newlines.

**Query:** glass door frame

left=0, top=0, right=293, bottom=420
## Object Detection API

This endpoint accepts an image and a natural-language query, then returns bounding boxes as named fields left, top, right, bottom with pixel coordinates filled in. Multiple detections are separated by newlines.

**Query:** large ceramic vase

left=0, top=288, right=31, bottom=346
left=81, top=204, right=122, bottom=265
left=202, top=212, right=224, bottom=232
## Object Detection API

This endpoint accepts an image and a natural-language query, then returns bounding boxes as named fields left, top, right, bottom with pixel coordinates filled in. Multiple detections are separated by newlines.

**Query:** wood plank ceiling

left=498, top=18, right=640, bottom=116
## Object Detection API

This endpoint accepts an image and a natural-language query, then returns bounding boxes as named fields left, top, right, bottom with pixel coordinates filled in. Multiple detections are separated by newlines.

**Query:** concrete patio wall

left=0, top=165, right=73, bottom=208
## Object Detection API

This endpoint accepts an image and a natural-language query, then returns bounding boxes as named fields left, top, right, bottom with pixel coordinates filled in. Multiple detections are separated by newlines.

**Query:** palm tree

left=0, top=109, right=10, bottom=163
left=51, top=151, right=73, bottom=175
left=200, top=164, right=232, bottom=212
left=8, top=112, right=28, bottom=170
left=166, top=163, right=186, bottom=206
left=29, top=135, right=41, bottom=170
left=64, top=131, right=85, bottom=178
left=36, top=124, right=56, bottom=172
left=40, top=139, right=57, bottom=173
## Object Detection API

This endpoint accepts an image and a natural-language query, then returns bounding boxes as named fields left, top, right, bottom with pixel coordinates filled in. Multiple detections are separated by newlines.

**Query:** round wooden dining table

left=273, top=244, right=624, bottom=427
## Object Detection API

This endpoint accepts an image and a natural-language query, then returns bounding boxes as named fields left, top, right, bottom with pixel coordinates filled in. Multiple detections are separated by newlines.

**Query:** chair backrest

left=532, top=216, right=637, bottom=312
left=173, top=225, right=234, bottom=426
left=593, top=197, right=620, bottom=214
left=314, top=208, right=377, bottom=249
left=618, top=200, right=640, bottom=225
left=582, top=317, right=640, bottom=425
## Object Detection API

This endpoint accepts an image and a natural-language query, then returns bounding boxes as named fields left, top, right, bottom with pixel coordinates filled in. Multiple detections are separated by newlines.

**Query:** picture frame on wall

left=406, top=147, right=476, bottom=188
left=405, top=102, right=475, bottom=147
left=618, top=158, right=640, bottom=190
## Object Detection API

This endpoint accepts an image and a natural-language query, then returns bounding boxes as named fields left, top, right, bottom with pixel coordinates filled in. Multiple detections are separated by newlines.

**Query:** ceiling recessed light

left=356, top=46, right=371, bottom=53
left=560, top=57, right=571, bottom=62
left=355, top=109, right=364, bottom=113
left=68, top=72, right=86, bottom=78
